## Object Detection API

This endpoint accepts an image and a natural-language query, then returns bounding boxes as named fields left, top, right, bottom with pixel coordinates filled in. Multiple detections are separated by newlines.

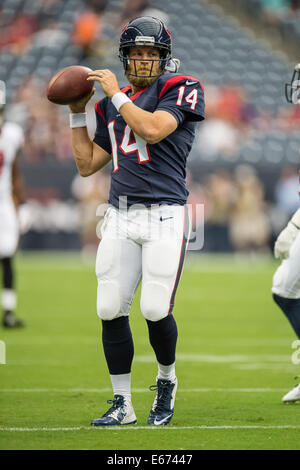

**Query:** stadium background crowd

left=1, top=0, right=299, bottom=254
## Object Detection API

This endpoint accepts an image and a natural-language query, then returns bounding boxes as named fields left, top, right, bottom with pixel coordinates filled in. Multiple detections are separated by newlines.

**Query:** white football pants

left=0, top=199, right=19, bottom=258
left=95, top=204, right=190, bottom=322
left=272, top=230, right=300, bottom=299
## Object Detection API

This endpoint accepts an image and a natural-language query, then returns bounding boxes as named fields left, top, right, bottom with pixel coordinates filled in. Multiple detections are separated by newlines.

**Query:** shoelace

left=150, top=381, right=173, bottom=413
left=102, top=396, right=124, bottom=417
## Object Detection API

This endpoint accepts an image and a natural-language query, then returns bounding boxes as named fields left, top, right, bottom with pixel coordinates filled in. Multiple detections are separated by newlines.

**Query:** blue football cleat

left=91, top=395, right=137, bottom=426
left=148, top=377, right=178, bottom=425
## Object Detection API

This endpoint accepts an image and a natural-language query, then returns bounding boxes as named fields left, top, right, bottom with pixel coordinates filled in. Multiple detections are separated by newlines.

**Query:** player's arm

left=71, top=126, right=111, bottom=177
left=69, top=90, right=111, bottom=177
left=274, top=208, right=300, bottom=259
left=119, top=107, right=177, bottom=144
left=87, top=70, right=178, bottom=144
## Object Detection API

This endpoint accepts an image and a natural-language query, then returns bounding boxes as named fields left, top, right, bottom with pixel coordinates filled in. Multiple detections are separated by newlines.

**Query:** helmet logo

left=135, top=36, right=155, bottom=46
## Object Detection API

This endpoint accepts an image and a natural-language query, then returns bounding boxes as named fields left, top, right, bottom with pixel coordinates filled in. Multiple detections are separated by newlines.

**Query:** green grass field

left=1, top=252, right=300, bottom=450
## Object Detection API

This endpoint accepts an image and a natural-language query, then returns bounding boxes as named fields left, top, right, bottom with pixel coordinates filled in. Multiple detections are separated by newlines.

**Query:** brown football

left=46, top=65, right=94, bottom=105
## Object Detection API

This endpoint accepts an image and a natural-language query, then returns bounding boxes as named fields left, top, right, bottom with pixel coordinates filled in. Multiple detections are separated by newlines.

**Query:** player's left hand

left=87, top=70, right=121, bottom=98
left=274, top=222, right=299, bottom=259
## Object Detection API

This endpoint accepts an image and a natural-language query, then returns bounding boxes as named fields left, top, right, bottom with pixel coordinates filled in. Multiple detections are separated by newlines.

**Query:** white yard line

left=1, top=425, right=300, bottom=432
left=233, top=364, right=297, bottom=371
left=3, top=338, right=291, bottom=346
left=1, top=352, right=292, bottom=363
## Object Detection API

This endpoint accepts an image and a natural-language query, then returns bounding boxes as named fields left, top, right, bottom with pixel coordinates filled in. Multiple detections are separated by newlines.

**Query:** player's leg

left=272, top=231, right=300, bottom=402
left=272, top=231, right=300, bottom=337
left=91, top=208, right=142, bottom=425
left=140, top=205, right=189, bottom=425
left=0, top=202, right=24, bottom=328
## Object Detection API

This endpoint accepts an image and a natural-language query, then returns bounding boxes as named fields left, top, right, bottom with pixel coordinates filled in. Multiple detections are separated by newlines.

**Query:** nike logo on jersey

left=186, top=80, right=198, bottom=86
left=154, top=414, right=173, bottom=425
left=160, top=216, right=174, bottom=222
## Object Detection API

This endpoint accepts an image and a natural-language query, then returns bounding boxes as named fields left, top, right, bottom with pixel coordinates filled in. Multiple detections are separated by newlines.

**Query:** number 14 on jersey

left=108, top=121, right=151, bottom=172
left=107, top=85, right=199, bottom=172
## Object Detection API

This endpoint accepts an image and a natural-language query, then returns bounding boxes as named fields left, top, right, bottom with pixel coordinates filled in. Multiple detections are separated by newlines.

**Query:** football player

left=0, top=105, right=27, bottom=327
left=272, top=63, right=300, bottom=402
left=68, top=16, right=205, bottom=425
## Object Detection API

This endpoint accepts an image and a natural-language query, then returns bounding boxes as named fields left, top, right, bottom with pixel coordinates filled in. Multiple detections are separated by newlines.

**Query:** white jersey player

left=272, top=63, right=300, bottom=402
left=0, top=107, right=27, bottom=327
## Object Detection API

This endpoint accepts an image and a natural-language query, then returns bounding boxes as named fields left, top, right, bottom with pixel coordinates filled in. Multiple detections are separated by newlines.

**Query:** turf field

left=1, top=252, right=300, bottom=450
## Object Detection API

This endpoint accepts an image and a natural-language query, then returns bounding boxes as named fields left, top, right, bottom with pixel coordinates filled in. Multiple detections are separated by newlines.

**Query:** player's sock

left=1, top=289, right=17, bottom=313
left=1, top=257, right=17, bottom=321
left=273, top=293, right=300, bottom=338
left=110, top=373, right=132, bottom=401
left=146, top=314, right=178, bottom=366
left=101, top=316, right=134, bottom=375
left=157, top=361, right=176, bottom=382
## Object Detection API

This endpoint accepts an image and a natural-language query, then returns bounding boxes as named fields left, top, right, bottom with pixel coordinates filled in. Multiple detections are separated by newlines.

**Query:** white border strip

left=0, top=388, right=289, bottom=393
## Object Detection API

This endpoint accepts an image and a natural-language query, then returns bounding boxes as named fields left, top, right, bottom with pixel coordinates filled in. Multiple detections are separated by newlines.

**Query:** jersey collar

left=121, top=85, right=147, bottom=101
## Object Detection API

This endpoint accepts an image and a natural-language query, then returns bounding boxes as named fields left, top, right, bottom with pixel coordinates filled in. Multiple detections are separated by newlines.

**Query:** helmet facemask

left=119, top=44, right=170, bottom=79
left=120, top=45, right=170, bottom=90
left=285, top=64, right=300, bottom=104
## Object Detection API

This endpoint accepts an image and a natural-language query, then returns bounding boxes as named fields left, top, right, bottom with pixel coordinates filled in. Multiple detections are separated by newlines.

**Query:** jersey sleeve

left=156, top=75, right=205, bottom=125
left=93, top=99, right=111, bottom=154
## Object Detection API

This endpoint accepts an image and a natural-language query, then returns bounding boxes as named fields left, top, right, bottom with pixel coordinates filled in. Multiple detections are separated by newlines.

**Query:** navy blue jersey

left=93, top=72, right=205, bottom=208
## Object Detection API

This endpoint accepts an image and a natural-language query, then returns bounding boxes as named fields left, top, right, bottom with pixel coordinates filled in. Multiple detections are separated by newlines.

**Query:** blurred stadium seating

left=1, top=0, right=299, bottom=252
left=213, top=0, right=300, bottom=59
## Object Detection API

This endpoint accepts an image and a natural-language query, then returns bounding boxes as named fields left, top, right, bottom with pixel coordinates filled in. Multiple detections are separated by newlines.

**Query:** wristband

left=69, top=112, right=87, bottom=128
left=111, top=92, right=131, bottom=112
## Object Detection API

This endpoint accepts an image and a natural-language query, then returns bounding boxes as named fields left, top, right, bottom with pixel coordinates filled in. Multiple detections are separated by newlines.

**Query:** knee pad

left=140, top=281, right=169, bottom=322
left=97, top=280, right=121, bottom=321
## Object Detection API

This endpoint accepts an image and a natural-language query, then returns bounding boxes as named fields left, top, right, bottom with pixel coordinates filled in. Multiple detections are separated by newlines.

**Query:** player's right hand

left=69, top=88, right=95, bottom=113
left=87, top=70, right=121, bottom=98
left=274, top=222, right=299, bottom=259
